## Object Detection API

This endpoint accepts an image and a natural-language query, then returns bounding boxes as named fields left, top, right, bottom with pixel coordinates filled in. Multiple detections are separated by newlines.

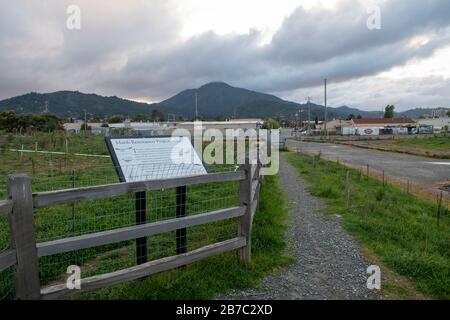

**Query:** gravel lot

left=222, top=153, right=380, bottom=300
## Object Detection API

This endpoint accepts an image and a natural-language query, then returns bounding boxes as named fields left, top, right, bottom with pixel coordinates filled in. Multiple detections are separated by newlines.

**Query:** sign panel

left=357, top=127, right=380, bottom=136
left=106, top=136, right=207, bottom=182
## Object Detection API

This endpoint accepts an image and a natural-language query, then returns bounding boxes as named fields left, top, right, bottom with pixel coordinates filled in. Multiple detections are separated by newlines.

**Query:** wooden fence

left=0, top=163, right=262, bottom=300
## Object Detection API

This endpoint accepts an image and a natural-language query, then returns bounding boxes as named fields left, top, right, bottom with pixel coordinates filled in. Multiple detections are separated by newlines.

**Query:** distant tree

left=101, top=123, right=109, bottom=128
left=346, top=114, right=355, bottom=120
left=265, top=119, right=280, bottom=129
left=132, top=114, right=149, bottom=122
left=0, top=110, right=19, bottom=132
left=107, top=115, right=123, bottom=123
left=357, top=115, right=363, bottom=119
left=315, top=116, right=319, bottom=124
left=37, top=114, right=64, bottom=132
left=0, top=110, right=63, bottom=132
left=447, top=110, right=450, bottom=117
left=384, top=105, right=395, bottom=118
left=151, top=109, right=165, bottom=122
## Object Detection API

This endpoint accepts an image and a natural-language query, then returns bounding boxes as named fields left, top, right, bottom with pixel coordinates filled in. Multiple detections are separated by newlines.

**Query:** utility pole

left=306, top=97, right=312, bottom=136
left=195, top=91, right=198, bottom=121
left=296, top=109, right=304, bottom=131
left=324, top=79, right=328, bottom=137
left=84, top=109, right=87, bottom=135
left=43, top=100, right=49, bottom=113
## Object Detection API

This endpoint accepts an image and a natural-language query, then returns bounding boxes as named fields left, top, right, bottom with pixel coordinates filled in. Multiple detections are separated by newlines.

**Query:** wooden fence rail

left=0, top=163, right=262, bottom=300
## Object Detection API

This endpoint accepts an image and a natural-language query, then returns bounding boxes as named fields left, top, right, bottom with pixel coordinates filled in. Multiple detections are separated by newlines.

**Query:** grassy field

left=0, top=132, right=291, bottom=299
left=287, top=152, right=449, bottom=299
left=395, top=135, right=450, bottom=152
left=343, top=135, right=450, bottom=159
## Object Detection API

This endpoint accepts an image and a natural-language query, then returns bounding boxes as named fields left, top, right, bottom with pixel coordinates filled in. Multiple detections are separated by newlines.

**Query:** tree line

left=0, top=110, right=64, bottom=133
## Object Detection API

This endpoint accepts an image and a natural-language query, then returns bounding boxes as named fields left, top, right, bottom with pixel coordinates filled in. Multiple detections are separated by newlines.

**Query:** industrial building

left=416, top=117, right=450, bottom=133
left=353, top=118, right=417, bottom=136
left=315, top=118, right=419, bottom=136
left=63, top=119, right=263, bottom=136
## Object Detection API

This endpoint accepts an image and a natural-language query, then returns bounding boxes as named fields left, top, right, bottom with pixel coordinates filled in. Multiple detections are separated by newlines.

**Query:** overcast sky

left=1, top=0, right=449, bottom=111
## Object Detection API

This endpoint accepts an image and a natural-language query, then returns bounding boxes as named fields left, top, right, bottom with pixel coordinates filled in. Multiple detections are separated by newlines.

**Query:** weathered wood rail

left=0, top=163, right=262, bottom=300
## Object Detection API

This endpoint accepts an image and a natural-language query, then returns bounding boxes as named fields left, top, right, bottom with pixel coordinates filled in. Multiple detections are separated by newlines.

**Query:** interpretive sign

left=105, top=136, right=207, bottom=182
left=105, top=136, right=204, bottom=264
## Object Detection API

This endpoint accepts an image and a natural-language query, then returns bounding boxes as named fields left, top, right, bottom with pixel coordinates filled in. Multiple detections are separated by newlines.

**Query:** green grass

left=0, top=131, right=291, bottom=299
left=287, top=152, right=450, bottom=299
left=0, top=131, right=109, bottom=155
left=75, top=175, right=291, bottom=299
left=395, top=135, right=450, bottom=152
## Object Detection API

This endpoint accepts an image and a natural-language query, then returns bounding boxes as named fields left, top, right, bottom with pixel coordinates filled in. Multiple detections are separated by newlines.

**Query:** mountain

left=399, top=108, right=450, bottom=119
left=157, top=82, right=283, bottom=118
left=332, top=106, right=382, bottom=119
left=1, top=82, right=444, bottom=120
left=149, top=82, right=381, bottom=120
left=0, top=91, right=151, bottom=118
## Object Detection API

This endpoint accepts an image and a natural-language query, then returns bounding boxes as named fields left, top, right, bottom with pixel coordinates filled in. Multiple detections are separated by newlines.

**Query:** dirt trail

left=222, top=153, right=380, bottom=300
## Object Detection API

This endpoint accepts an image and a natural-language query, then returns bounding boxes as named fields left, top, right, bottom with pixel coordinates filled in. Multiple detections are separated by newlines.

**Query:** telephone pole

left=324, top=79, right=328, bottom=137
left=43, top=100, right=49, bottom=113
left=306, top=97, right=312, bottom=136
left=84, top=109, right=87, bottom=135
left=195, top=91, right=198, bottom=121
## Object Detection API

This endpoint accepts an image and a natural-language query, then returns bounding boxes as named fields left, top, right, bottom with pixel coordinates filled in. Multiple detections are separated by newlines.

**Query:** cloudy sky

left=1, top=0, right=449, bottom=111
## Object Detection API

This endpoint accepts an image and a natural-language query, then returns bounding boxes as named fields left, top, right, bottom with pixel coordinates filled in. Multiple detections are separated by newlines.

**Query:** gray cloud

left=0, top=0, right=449, bottom=110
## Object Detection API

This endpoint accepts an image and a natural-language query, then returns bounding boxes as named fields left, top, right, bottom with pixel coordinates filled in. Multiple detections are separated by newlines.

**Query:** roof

left=353, top=118, right=415, bottom=125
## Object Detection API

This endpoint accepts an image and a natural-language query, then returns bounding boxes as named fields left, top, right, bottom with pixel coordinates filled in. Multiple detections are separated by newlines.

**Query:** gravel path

left=222, top=153, right=380, bottom=300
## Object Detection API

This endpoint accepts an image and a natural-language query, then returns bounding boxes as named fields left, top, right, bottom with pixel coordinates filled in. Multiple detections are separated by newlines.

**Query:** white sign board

left=106, top=136, right=207, bottom=182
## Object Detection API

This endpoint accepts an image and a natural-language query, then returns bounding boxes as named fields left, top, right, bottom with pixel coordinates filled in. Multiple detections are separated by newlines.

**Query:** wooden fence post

left=7, top=174, right=41, bottom=300
left=238, top=163, right=254, bottom=263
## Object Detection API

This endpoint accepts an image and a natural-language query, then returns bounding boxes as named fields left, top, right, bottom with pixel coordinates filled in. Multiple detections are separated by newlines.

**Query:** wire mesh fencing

left=0, top=214, right=14, bottom=300
left=0, top=134, right=251, bottom=298
left=32, top=168, right=240, bottom=290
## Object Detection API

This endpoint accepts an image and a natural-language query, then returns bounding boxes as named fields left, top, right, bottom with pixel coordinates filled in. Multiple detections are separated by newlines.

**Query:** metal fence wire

left=0, top=157, right=240, bottom=296
left=0, top=136, right=254, bottom=299
left=0, top=215, right=14, bottom=300
left=35, top=179, right=239, bottom=287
